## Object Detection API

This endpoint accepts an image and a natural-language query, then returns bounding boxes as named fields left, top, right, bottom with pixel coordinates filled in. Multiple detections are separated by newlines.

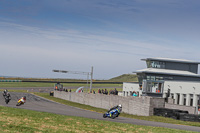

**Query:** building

left=123, top=57, right=200, bottom=109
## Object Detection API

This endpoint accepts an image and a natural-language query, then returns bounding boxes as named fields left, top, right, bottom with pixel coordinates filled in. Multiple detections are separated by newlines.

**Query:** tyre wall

left=165, top=103, right=196, bottom=114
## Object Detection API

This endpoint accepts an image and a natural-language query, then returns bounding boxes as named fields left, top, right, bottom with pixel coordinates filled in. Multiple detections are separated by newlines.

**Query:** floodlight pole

left=52, top=66, right=93, bottom=93
left=89, top=66, right=93, bottom=93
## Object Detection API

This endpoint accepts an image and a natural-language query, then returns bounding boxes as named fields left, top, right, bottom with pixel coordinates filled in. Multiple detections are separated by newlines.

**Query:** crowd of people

left=55, top=87, right=72, bottom=92
left=63, top=88, right=72, bottom=92
left=97, top=88, right=118, bottom=95
left=55, top=87, right=120, bottom=96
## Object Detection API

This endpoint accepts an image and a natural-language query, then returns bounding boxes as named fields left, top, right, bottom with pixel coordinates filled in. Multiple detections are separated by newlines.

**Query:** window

left=143, top=80, right=163, bottom=93
left=147, top=61, right=165, bottom=69
left=147, top=82, right=152, bottom=92
left=146, top=76, right=164, bottom=81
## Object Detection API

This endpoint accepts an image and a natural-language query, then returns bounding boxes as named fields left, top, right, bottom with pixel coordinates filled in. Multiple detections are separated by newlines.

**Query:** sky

left=0, top=0, right=200, bottom=79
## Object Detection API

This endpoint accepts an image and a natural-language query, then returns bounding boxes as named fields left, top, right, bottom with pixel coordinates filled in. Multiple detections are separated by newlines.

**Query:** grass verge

left=0, top=82, right=122, bottom=88
left=33, top=92, right=200, bottom=127
left=0, top=106, right=197, bottom=133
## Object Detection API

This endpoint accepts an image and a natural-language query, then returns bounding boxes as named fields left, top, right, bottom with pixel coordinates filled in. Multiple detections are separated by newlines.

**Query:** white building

left=123, top=58, right=200, bottom=109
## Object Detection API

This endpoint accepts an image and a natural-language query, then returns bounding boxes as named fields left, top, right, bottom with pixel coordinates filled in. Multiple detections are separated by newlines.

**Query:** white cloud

left=0, top=20, right=200, bottom=79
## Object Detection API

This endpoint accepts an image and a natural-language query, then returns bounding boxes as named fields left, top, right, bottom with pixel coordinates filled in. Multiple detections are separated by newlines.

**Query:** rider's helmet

left=118, top=104, right=122, bottom=108
left=24, top=96, right=26, bottom=100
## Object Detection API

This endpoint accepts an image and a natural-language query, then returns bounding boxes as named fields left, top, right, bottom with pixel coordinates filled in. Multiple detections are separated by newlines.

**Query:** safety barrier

left=0, top=80, right=22, bottom=82
left=154, top=108, right=200, bottom=122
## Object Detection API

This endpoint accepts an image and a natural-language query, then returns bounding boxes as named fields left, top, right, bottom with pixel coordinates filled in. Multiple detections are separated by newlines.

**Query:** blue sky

left=0, top=0, right=200, bottom=79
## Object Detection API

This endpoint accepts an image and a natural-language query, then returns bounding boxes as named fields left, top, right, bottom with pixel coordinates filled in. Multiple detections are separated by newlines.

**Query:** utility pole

left=89, top=66, right=93, bottom=93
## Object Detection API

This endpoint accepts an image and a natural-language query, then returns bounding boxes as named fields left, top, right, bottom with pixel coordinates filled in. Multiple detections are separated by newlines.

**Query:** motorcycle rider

left=18, top=96, right=26, bottom=104
left=2, top=89, right=11, bottom=100
left=2, top=89, right=8, bottom=97
left=108, top=104, right=122, bottom=116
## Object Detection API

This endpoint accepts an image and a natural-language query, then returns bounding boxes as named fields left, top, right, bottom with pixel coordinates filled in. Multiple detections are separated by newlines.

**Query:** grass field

left=0, top=106, right=197, bottom=133
left=0, top=82, right=122, bottom=88
left=0, top=74, right=138, bottom=82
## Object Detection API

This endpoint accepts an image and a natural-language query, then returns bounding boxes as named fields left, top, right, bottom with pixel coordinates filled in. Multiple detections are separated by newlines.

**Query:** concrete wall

left=165, top=103, right=196, bottom=114
left=54, top=91, right=165, bottom=116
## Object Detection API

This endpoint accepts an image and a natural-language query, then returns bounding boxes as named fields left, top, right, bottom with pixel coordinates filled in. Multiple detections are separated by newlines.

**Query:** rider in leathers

left=108, top=104, right=122, bottom=116
left=2, top=89, right=11, bottom=101
left=18, top=96, right=26, bottom=104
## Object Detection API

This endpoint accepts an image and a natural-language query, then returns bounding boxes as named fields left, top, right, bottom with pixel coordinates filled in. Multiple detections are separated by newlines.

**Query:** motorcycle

left=4, top=95, right=10, bottom=104
left=16, top=98, right=24, bottom=106
left=103, top=108, right=121, bottom=119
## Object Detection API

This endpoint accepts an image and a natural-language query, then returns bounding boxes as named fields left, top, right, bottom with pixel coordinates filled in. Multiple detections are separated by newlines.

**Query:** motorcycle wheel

left=103, top=114, right=107, bottom=118
left=16, top=102, right=21, bottom=106
left=116, top=113, right=120, bottom=117
left=5, top=99, right=9, bottom=104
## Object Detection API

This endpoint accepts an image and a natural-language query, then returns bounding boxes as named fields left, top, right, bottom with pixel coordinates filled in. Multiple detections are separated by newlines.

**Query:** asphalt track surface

left=1, top=92, right=200, bottom=132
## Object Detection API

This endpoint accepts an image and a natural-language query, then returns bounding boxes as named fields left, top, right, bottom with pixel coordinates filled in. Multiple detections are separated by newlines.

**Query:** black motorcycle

left=4, top=95, right=11, bottom=104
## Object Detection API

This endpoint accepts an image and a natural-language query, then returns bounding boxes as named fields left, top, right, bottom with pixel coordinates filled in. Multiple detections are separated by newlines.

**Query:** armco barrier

left=54, top=91, right=165, bottom=116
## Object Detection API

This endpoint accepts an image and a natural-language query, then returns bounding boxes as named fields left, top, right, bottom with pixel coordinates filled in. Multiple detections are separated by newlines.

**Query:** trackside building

left=123, top=58, right=200, bottom=109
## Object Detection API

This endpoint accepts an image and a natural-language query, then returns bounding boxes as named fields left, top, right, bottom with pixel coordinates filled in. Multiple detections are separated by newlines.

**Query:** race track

left=1, top=92, right=200, bottom=132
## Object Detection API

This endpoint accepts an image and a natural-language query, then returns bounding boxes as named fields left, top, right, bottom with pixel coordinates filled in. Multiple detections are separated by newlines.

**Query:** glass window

left=146, top=61, right=151, bottom=68
left=151, top=76, right=155, bottom=80
left=147, top=61, right=165, bottom=69
left=158, top=83, right=162, bottom=93
left=147, top=76, right=151, bottom=80
left=143, top=81, right=163, bottom=93
left=151, top=61, right=160, bottom=68
left=147, top=82, right=152, bottom=92
left=155, top=76, right=164, bottom=81
left=164, top=77, right=173, bottom=80
left=152, top=82, right=158, bottom=93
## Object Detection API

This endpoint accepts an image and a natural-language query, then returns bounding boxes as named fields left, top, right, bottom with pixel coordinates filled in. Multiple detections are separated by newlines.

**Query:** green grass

left=0, top=74, right=138, bottom=82
left=34, top=92, right=200, bottom=128
left=0, top=82, right=122, bottom=88
left=109, top=74, right=138, bottom=82
left=0, top=106, right=197, bottom=133
left=0, top=82, right=55, bottom=87
left=0, top=89, right=29, bottom=93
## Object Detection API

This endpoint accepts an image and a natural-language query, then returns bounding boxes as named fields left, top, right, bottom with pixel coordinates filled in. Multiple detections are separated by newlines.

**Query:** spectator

left=93, top=90, right=95, bottom=94
left=114, top=88, right=118, bottom=95
left=132, top=91, right=138, bottom=97
left=102, top=89, right=105, bottom=94
left=109, top=89, right=113, bottom=95
left=65, top=89, right=68, bottom=92
left=55, top=86, right=58, bottom=90
left=98, top=89, right=101, bottom=94
left=105, top=89, right=108, bottom=95
left=69, top=89, right=71, bottom=92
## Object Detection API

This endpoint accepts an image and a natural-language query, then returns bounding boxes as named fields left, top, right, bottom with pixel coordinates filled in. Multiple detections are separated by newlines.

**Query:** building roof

left=135, top=68, right=200, bottom=77
left=141, top=57, right=200, bottom=64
